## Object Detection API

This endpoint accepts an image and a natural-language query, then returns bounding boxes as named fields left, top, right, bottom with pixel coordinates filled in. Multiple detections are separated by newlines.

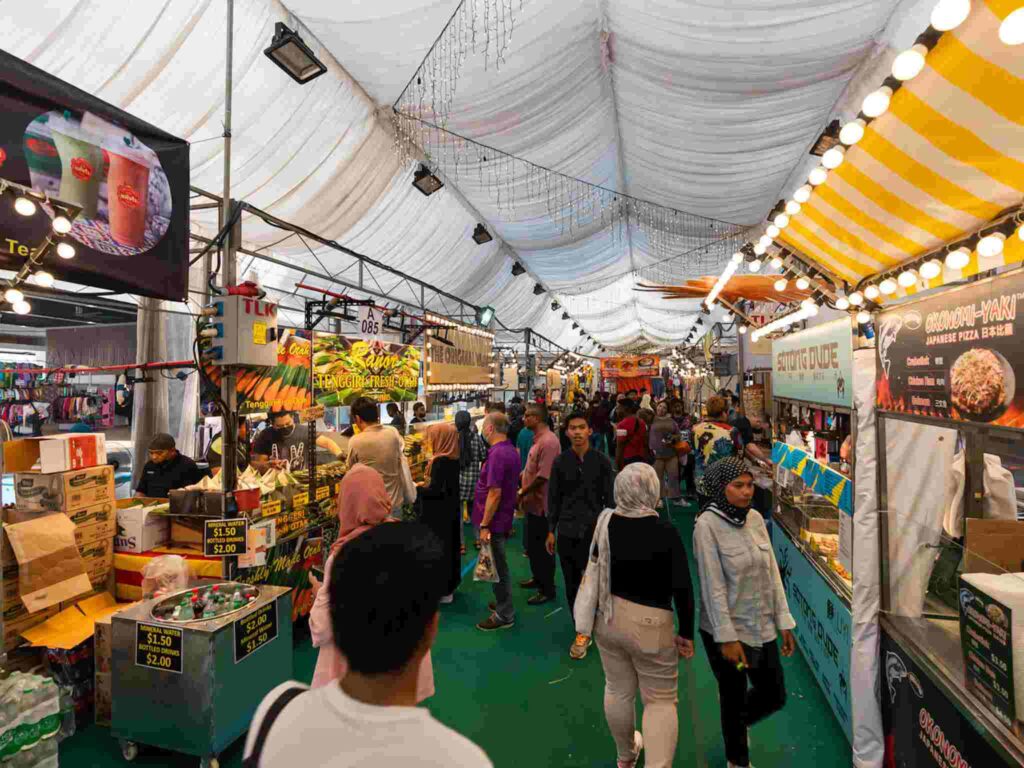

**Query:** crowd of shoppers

left=253, top=387, right=788, bottom=768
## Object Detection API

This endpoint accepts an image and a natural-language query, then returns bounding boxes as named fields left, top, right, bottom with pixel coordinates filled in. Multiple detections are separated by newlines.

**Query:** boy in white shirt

left=243, top=522, right=492, bottom=768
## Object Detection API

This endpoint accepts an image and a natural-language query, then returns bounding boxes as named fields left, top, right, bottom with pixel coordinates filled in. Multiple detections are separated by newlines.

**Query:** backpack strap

left=242, top=684, right=307, bottom=768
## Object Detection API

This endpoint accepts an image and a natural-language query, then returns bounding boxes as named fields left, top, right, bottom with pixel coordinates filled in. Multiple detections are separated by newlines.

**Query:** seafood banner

left=772, top=318, right=853, bottom=408
left=0, top=50, right=189, bottom=300
left=312, top=334, right=419, bottom=406
left=877, top=270, right=1024, bottom=427
left=881, top=630, right=1014, bottom=768
left=599, top=355, right=660, bottom=378
left=773, top=525, right=852, bottom=743
left=428, top=326, right=492, bottom=385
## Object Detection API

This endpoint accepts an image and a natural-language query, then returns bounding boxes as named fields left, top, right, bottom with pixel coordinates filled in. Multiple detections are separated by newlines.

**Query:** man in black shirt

left=546, top=412, right=614, bottom=660
left=410, top=401, right=427, bottom=424
left=135, top=433, right=205, bottom=499
left=252, top=410, right=309, bottom=471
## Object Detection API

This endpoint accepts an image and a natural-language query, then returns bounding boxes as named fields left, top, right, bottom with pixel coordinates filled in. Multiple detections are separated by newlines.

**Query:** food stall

left=875, top=267, right=1024, bottom=768
left=770, top=316, right=859, bottom=742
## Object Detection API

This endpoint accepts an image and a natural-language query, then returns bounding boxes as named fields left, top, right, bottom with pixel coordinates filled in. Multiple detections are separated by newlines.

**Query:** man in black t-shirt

left=135, top=433, right=205, bottom=499
left=252, top=411, right=309, bottom=471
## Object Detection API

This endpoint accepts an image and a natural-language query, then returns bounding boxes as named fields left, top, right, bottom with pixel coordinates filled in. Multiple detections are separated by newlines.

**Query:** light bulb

left=793, top=186, right=812, bottom=204
left=774, top=278, right=789, bottom=292
left=753, top=243, right=767, bottom=256
left=13, top=197, right=36, bottom=216
left=856, top=310, right=872, bottom=324
left=738, top=325, right=748, bottom=335
left=12, top=300, right=31, bottom=316
left=1018, top=225, right=1024, bottom=242
left=56, top=242, right=75, bottom=259
left=821, top=146, right=845, bottom=169
left=848, top=291, right=864, bottom=306
left=801, top=298, right=816, bottom=311
left=930, top=0, right=971, bottom=31
left=808, top=167, right=828, bottom=186
left=864, top=285, right=880, bottom=300
left=774, top=214, right=790, bottom=228
left=806, top=303, right=820, bottom=317
left=879, top=278, right=898, bottom=295
left=766, top=224, right=780, bottom=238
left=796, top=277, right=810, bottom=290
left=862, top=86, right=893, bottom=118
left=785, top=200, right=801, bottom=215
left=4, top=288, right=24, bottom=304
left=770, top=256, right=783, bottom=269
left=835, top=297, right=850, bottom=310
left=898, top=269, right=917, bottom=287
left=731, top=252, right=744, bottom=264
left=892, top=44, right=928, bottom=81
left=1001, top=7, right=1024, bottom=44
left=33, top=271, right=54, bottom=288
left=977, top=232, right=1006, bottom=258
left=748, top=259, right=762, bottom=273
left=51, top=216, right=72, bottom=234
left=839, top=119, right=866, bottom=146
left=919, top=259, right=942, bottom=279
left=945, top=247, right=971, bottom=270
left=759, top=235, right=773, bottom=248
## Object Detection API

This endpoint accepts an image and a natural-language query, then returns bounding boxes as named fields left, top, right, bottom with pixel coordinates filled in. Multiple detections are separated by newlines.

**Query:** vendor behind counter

left=251, top=410, right=309, bottom=471
left=135, top=433, right=205, bottom=499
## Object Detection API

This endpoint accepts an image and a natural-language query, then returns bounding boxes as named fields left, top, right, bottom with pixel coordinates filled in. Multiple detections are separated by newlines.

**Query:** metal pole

left=220, top=0, right=239, bottom=502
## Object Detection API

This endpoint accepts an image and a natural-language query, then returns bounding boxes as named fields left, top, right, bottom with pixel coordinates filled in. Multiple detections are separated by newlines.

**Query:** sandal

left=460, top=543, right=467, bottom=555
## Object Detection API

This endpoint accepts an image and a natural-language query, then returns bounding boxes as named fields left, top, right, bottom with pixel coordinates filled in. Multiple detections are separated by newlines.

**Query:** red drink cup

left=106, top=149, right=150, bottom=247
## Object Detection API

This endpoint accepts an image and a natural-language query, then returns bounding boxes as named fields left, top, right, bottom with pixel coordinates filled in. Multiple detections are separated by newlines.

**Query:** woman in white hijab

left=574, top=463, right=695, bottom=768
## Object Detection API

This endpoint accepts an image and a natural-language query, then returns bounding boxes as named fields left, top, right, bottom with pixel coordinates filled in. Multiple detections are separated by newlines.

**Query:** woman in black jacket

left=417, top=422, right=462, bottom=603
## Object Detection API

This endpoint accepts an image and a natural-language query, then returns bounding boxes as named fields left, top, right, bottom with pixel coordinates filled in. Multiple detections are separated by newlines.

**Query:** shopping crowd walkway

left=63, top=501, right=848, bottom=767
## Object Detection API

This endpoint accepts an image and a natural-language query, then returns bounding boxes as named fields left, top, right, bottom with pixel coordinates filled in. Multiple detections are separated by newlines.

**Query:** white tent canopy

left=4, top=0, right=930, bottom=349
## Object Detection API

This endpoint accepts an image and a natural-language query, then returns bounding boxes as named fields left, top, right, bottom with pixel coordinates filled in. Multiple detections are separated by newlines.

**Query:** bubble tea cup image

left=49, top=115, right=103, bottom=219
left=105, top=141, right=151, bottom=248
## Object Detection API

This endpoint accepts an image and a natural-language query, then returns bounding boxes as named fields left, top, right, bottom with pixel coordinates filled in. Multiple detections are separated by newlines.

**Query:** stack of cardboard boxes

left=1, top=434, right=116, bottom=652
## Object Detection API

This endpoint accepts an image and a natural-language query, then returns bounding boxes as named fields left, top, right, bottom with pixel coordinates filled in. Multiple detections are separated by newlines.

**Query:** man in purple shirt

left=474, top=412, right=522, bottom=631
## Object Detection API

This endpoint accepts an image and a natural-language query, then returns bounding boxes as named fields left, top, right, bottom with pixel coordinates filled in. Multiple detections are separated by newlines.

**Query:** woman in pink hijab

left=308, top=464, right=435, bottom=699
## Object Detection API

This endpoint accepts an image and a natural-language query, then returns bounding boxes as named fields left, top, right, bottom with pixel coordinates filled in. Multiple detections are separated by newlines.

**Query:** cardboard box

left=13, top=465, right=115, bottom=513
left=80, top=540, right=113, bottom=583
left=965, top=519, right=1024, bottom=573
left=75, top=517, right=116, bottom=550
left=2, top=506, right=115, bottom=568
left=114, top=499, right=170, bottom=554
left=66, top=500, right=117, bottom=529
left=170, top=517, right=205, bottom=550
left=95, top=671, right=111, bottom=726
left=4, top=433, right=106, bottom=474
left=3, top=605, right=59, bottom=653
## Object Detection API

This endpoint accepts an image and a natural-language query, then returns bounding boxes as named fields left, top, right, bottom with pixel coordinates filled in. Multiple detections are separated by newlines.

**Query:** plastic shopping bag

left=473, top=541, right=499, bottom=583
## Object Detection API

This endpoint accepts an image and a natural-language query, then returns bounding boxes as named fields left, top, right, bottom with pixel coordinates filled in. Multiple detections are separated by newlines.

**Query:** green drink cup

left=51, top=119, right=103, bottom=219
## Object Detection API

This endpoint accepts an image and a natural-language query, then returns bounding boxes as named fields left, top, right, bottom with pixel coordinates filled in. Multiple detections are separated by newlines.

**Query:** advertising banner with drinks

left=599, top=356, right=660, bottom=378
left=234, top=529, right=324, bottom=623
left=428, top=326, right=492, bottom=386
left=0, top=51, right=189, bottom=300
left=773, top=526, right=853, bottom=742
left=881, top=630, right=1014, bottom=768
left=876, top=270, right=1024, bottom=428
left=312, top=333, right=419, bottom=406
left=772, top=318, right=853, bottom=407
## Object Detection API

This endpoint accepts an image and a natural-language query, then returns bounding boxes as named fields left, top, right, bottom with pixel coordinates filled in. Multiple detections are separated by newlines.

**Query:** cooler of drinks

left=110, top=583, right=293, bottom=768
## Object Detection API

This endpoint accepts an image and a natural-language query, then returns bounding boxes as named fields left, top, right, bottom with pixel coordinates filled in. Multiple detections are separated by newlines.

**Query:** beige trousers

left=595, top=597, right=679, bottom=768
left=652, top=455, right=681, bottom=499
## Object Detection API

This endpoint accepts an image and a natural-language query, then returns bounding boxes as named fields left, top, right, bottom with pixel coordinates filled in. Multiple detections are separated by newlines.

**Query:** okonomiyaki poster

left=0, top=50, right=189, bottom=300
left=876, top=269, right=1024, bottom=427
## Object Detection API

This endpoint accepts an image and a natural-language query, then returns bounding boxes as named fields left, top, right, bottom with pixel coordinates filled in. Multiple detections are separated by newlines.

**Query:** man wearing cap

left=135, top=433, right=205, bottom=499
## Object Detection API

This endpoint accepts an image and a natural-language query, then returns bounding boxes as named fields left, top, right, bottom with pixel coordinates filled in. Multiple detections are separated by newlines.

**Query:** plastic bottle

left=56, top=685, right=74, bottom=742
left=12, top=680, right=40, bottom=753
left=35, top=682, right=59, bottom=741
left=0, top=687, right=21, bottom=761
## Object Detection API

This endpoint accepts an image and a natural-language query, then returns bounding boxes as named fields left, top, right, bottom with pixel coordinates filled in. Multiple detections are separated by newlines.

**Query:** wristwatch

left=480, top=525, right=489, bottom=530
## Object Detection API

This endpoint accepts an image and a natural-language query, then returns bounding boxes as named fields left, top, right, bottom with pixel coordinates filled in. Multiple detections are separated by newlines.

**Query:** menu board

left=600, top=356, right=660, bottom=378
left=742, top=383, right=765, bottom=418
left=958, top=577, right=1016, bottom=727
left=877, top=270, right=1024, bottom=427
left=772, top=318, right=853, bottom=407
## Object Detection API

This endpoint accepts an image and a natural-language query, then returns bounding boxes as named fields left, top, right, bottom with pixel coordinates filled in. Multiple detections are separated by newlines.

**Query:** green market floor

left=62, top=500, right=850, bottom=767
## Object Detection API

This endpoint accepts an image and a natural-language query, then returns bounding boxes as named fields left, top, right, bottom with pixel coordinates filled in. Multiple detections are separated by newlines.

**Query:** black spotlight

left=551, top=300, right=560, bottom=311
left=264, top=23, right=327, bottom=84
left=561, top=312, right=570, bottom=320
left=572, top=322, right=579, bottom=330
left=412, top=165, right=443, bottom=196
left=696, top=318, right=703, bottom=326
left=533, top=283, right=546, bottom=296
left=472, top=224, right=493, bottom=245
left=579, top=330, right=586, bottom=337
left=511, top=262, right=526, bottom=277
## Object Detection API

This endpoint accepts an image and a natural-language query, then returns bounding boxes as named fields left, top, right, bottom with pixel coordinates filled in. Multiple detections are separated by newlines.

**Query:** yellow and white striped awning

left=776, top=0, right=1024, bottom=296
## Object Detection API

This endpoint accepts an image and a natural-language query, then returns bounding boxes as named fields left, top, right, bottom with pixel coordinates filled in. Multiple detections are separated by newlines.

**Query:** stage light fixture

left=533, top=283, right=546, bottom=296
left=57, top=241, right=75, bottom=259
left=511, top=262, right=526, bottom=277
left=472, top=224, right=493, bottom=244
left=475, top=305, right=495, bottom=326
left=14, top=197, right=36, bottom=216
left=412, top=165, right=443, bottom=196
left=264, top=22, right=328, bottom=84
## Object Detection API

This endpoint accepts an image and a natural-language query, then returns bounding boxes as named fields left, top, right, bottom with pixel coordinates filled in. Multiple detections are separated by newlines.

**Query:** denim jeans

left=490, top=533, right=515, bottom=623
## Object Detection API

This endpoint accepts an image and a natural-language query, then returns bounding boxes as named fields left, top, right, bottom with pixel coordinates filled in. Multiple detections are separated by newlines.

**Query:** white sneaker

left=617, top=730, right=643, bottom=768
left=439, top=594, right=454, bottom=604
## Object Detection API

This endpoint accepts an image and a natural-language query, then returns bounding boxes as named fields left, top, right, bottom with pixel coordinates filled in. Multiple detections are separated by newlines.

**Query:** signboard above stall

left=599, top=356, right=660, bottom=378
left=427, top=325, right=493, bottom=388
left=0, top=50, right=189, bottom=301
left=772, top=318, right=853, bottom=408
left=877, top=269, right=1024, bottom=428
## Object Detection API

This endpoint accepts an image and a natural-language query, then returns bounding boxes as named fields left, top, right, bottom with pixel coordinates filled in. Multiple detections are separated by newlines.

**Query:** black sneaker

left=527, top=593, right=553, bottom=606
left=477, top=614, right=515, bottom=632
left=519, top=578, right=538, bottom=589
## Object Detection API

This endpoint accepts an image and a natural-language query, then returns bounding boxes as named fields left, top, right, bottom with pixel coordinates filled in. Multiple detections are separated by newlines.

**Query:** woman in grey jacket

left=693, top=457, right=797, bottom=768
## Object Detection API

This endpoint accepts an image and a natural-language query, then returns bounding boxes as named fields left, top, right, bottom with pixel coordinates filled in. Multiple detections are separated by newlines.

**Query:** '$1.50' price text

left=244, top=631, right=271, bottom=656
left=146, top=632, right=173, bottom=648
